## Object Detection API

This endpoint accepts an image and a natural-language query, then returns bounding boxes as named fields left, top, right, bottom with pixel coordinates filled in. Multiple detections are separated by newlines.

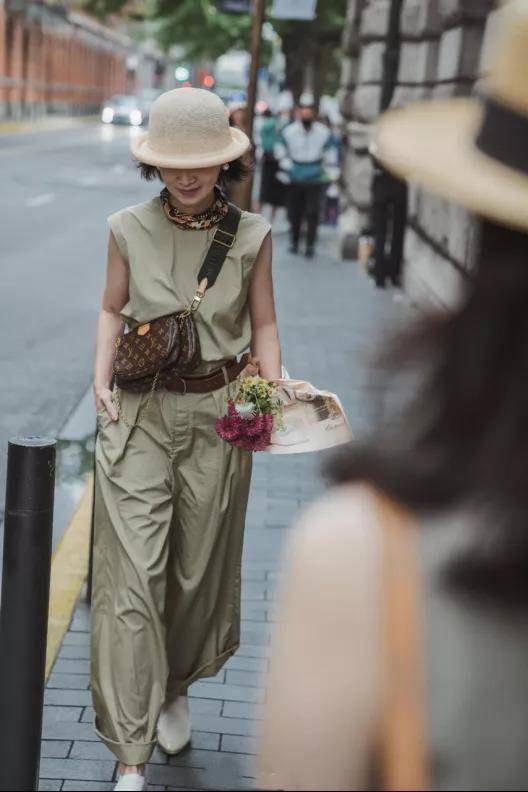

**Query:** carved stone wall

left=339, top=0, right=500, bottom=308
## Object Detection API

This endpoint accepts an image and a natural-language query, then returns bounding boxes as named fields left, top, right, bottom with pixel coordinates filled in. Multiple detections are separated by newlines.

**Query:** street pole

left=246, top=0, right=265, bottom=144
left=0, top=437, right=56, bottom=791
left=239, top=0, right=266, bottom=210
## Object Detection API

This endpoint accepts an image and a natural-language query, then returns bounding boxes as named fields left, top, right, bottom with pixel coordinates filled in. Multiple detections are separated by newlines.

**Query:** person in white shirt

left=277, top=101, right=337, bottom=257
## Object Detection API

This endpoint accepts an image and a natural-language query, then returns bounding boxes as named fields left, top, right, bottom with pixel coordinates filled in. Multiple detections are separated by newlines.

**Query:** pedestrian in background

left=91, top=87, right=281, bottom=791
left=227, top=100, right=253, bottom=209
left=258, top=2, right=528, bottom=789
left=258, top=109, right=286, bottom=223
left=277, top=97, right=338, bottom=258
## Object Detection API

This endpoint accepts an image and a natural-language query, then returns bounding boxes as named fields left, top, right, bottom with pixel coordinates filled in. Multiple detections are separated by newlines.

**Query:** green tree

left=82, top=0, right=347, bottom=100
left=273, top=0, right=347, bottom=104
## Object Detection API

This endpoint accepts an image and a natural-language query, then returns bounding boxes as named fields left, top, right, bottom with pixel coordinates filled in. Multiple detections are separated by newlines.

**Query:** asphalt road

left=0, top=123, right=154, bottom=526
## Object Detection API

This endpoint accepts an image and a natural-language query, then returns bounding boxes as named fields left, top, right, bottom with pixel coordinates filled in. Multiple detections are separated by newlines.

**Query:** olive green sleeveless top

left=107, top=197, right=271, bottom=375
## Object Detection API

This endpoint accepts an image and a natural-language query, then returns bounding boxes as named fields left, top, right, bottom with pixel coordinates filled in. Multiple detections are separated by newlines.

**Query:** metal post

left=246, top=0, right=266, bottom=145
left=0, top=437, right=56, bottom=792
left=85, top=422, right=97, bottom=605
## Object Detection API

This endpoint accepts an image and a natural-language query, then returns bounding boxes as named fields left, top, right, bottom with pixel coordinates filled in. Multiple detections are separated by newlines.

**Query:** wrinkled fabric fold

left=90, top=385, right=252, bottom=764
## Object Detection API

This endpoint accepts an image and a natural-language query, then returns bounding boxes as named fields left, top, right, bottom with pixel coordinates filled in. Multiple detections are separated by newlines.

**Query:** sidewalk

left=39, top=225, right=403, bottom=790
left=0, top=115, right=99, bottom=137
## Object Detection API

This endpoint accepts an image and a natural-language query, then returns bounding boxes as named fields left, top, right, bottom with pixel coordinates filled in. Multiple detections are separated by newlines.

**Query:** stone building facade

left=0, top=0, right=130, bottom=121
left=339, top=0, right=501, bottom=308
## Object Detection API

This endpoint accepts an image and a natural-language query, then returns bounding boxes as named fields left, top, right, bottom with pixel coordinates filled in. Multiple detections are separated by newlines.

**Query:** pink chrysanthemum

left=215, top=399, right=274, bottom=451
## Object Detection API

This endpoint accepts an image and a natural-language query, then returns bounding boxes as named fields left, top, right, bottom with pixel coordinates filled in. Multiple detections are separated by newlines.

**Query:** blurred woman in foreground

left=258, top=2, right=528, bottom=789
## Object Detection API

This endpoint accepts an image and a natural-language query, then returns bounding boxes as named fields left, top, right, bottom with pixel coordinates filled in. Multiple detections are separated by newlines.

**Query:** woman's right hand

left=94, top=385, right=119, bottom=421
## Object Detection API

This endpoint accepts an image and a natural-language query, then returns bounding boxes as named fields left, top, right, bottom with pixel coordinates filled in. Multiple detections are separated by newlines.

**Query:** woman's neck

left=167, top=189, right=216, bottom=215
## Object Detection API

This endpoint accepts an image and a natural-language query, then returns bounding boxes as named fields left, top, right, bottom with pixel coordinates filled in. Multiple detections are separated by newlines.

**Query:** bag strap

left=375, top=491, right=429, bottom=792
left=199, top=201, right=242, bottom=286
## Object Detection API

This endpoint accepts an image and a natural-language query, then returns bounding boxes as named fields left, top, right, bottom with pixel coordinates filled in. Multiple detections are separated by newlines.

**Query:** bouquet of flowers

left=215, top=376, right=283, bottom=452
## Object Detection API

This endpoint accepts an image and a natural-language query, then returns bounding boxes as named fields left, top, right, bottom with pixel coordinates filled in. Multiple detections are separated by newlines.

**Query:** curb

left=45, top=473, right=93, bottom=679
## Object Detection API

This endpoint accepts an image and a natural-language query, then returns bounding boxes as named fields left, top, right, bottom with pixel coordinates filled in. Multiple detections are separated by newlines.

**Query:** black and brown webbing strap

left=188, top=202, right=242, bottom=313
left=376, top=492, right=430, bottom=791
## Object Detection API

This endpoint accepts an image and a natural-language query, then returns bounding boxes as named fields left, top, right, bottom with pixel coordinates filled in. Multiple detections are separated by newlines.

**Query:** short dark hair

left=328, top=219, right=528, bottom=606
left=136, top=152, right=254, bottom=190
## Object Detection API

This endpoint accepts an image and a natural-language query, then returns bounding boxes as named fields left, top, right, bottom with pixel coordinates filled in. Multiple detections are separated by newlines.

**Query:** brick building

left=0, top=0, right=130, bottom=121
left=339, top=0, right=501, bottom=307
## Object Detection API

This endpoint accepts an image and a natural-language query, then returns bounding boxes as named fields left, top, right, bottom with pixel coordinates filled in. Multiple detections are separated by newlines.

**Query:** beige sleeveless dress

left=90, top=196, right=271, bottom=766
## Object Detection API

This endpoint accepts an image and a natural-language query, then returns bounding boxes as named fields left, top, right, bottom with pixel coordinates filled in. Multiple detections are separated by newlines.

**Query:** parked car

left=101, top=94, right=145, bottom=127
left=136, top=88, right=163, bottom=123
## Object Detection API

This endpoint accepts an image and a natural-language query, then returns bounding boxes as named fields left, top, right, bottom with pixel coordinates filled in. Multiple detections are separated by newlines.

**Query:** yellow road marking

left=45, top=473, right=93, bottom=679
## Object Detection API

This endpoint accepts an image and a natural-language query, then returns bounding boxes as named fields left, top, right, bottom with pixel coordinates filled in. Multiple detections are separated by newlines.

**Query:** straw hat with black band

left=371, top=0, right=528, bottom=233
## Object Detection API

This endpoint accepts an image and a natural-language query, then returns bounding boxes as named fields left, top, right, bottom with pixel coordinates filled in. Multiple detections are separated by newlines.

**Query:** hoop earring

left=222, top=163, right=230, bottom=171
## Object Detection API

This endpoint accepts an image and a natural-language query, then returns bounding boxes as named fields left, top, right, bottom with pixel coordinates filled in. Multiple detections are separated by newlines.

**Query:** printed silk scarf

left=160, top=186, right=229, bottom=230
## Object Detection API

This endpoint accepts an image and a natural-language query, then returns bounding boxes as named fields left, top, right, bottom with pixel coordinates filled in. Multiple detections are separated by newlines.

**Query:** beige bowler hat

left=372, top=0, right=528, bottom=232
left=131, top=87, right=251, bottom=169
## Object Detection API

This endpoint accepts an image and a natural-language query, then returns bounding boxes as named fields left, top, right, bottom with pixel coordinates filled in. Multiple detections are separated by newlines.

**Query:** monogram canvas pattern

left=113, top=312, right=201, bottom=392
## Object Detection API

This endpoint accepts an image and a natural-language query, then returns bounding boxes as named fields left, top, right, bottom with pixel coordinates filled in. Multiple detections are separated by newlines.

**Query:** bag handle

left=189, top=202, right=242, bottom=312
left=375, top=491, right=429, bottom=791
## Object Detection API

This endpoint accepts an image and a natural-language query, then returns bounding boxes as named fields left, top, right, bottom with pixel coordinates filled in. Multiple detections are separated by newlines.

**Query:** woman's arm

left=248, top=231, right=282, bottom=381
left=93, top=231, right=129, bottom=420
left=258, top=484, right=382, bottom=791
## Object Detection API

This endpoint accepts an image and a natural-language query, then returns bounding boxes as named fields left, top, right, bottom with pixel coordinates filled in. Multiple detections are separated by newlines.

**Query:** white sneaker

left=114, top=771, right=147, bottom=791
left=157, top=694, right=191, bottom=755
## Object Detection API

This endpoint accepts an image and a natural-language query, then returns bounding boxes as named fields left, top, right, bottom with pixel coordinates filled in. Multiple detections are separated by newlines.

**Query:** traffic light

left=174, top=66, right=191, bottom=83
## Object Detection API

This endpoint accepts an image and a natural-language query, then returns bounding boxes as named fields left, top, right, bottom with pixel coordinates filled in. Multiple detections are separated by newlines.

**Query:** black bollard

left=0, top=437, right=56, bottom=791
left=85, top=421, right=97, bottom=605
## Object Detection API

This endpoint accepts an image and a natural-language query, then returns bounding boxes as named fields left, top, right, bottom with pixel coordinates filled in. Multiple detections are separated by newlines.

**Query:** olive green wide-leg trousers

left=90, top=385, right=252, bottom=764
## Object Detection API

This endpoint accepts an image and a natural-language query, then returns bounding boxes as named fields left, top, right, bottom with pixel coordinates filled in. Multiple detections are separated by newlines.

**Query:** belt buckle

left=176, top=377, right=187, bottom=395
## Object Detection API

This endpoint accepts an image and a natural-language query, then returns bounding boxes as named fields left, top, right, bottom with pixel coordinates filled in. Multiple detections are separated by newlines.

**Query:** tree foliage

left=81, top=0, right=347, bottom=97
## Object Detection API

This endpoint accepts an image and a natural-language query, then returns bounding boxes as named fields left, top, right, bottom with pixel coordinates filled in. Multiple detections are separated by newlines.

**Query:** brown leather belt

left=163, top=353, right=249, bottom=394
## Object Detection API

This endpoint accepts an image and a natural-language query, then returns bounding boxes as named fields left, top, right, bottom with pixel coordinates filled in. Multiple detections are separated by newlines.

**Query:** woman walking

left=91, top=87, right=281, bottom=791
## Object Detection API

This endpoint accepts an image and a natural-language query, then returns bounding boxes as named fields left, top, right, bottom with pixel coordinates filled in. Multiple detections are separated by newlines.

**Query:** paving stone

left=59, top=644, right=91, bottom=660
left=42, top=722, right=98, bottom=741
left=222, top=701, right=264, bottom=721
left=240, top=619, right=271, bottom=635
left=190, top=682, right=264, bottom=705
left=200, top=669, right=226, bottom=684
left=159, top=749, right=255, bottom=788
left=53, top=658, right=91, bottom=675
left=221, top=734, right=259, bottom=755
left=71, top=740, right=167, bottom=765
left=45, top=688, right=92, bottom=707
left=225, top=670, right=263, bottom=688
left=43, top=705, right=83, bottom=723
left=41, top=740, right=72, bottom=758
left=39, top=758, right=115, bottom=781
left=62, top=631, right=90, bottom=646
left=47, top=673, right=90, bottom=690
left=240, top=629, right=270, bottom=647
left=226, top=655, right=267, bottom=674
left=190, top=731, right=221, bottom=752
left=38, top=781, right=63, bottom=791
left=241, top=603, right=268, bottom=622
left=236, top=645, right=271, bottom=659
left=187, top=713, right=260, bottom=737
